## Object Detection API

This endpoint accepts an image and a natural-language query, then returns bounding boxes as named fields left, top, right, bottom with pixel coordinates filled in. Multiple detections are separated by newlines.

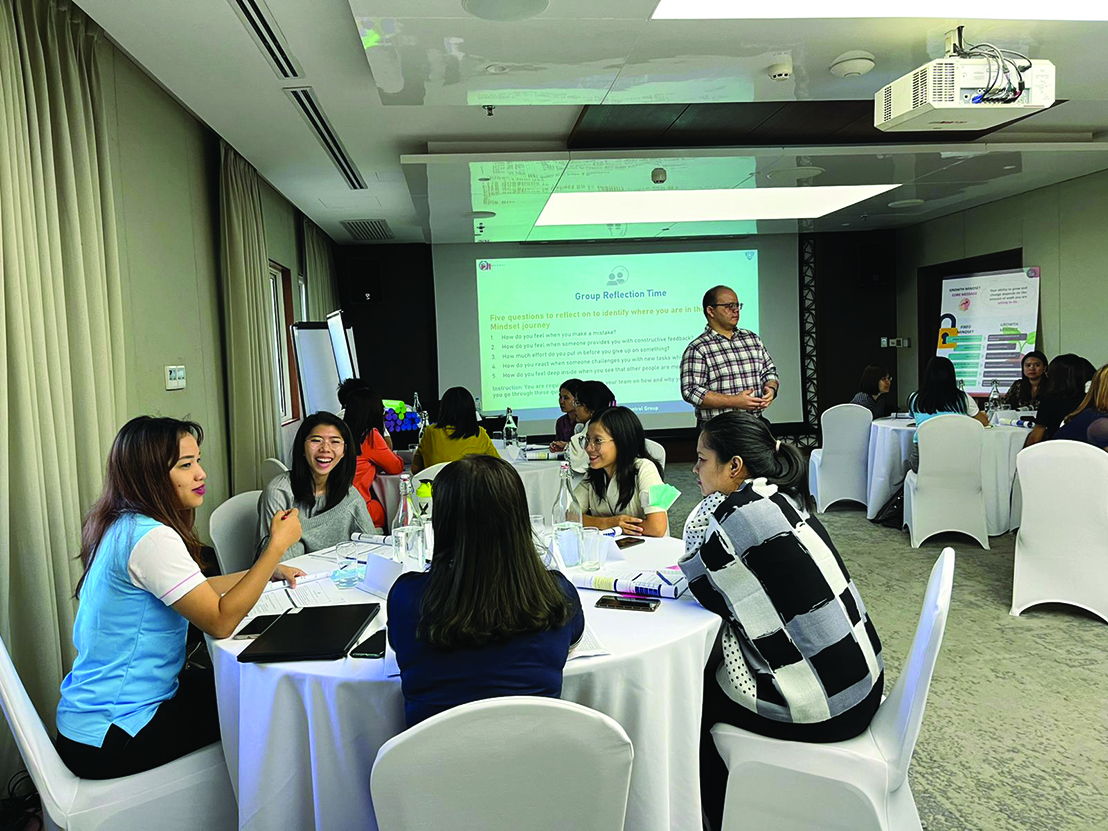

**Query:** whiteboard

left=326, top=310, right=359, bottom=381
left=291, top=323, right=341, bottom=414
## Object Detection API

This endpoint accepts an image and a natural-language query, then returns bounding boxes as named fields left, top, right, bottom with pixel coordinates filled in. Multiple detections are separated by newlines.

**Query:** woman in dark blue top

left=387, top=454, right=584, bottom=726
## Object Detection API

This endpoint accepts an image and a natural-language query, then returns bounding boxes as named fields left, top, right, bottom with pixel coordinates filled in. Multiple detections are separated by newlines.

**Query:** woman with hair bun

left=680, top=412, right=884, bottom=829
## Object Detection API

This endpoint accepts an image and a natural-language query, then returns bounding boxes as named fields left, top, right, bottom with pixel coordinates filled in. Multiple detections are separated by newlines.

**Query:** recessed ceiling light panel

left=888, top=198, right=925, bottom=208
left=536, top=184, right=899, bottom=226
left=650, top=0, right=1108, bottom=20
left=462, top=0, right=549, bottom=22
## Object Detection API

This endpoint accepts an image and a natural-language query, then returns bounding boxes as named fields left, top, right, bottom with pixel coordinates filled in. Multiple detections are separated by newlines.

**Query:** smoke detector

left=767, top=61, right=793, bottom=81
left=830, top=50, right=876, bottom=78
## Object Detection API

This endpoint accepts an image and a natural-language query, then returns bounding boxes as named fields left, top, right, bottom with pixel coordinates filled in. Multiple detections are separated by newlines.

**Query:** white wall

left=101, top=49, right=304, bottom=538
left=894, top=169, right=1108, bottom=392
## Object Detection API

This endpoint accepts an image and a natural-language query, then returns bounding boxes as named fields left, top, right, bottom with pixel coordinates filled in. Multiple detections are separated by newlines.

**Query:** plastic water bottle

left=393, top=473, right=415, bottom=532
left=504, top=407, right=518, bottom=445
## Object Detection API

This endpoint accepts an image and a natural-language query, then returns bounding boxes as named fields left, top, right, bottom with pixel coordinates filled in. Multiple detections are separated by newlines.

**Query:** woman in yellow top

left=412, top=386, right=500, bottom=473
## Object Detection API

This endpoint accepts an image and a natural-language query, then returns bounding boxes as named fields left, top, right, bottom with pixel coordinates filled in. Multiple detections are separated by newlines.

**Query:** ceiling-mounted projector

left=874, top=57, right=1055, bottom=131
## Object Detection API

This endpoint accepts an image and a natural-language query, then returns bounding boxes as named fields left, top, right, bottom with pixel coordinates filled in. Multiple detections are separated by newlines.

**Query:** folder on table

left=237, top=603, right=380, bottom=663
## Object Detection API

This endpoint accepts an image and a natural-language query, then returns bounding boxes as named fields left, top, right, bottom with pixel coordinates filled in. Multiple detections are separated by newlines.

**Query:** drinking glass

left=335, top=541, right=358, bottom=566
left=393, top=526, right=425, bottom=573
left=517, top=434, right=529, bottom=449
left=579, top=527, right=605, bottom=571
left=551, top=522, right=582, bottom=568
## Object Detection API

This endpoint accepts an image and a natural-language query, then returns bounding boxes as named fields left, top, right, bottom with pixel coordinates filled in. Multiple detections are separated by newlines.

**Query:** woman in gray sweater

left=257, top=412, right=377, bottom=561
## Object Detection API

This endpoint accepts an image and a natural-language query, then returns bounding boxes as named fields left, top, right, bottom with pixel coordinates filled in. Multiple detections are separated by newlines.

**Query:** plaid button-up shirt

left=680, top=326, right=779, bottom=423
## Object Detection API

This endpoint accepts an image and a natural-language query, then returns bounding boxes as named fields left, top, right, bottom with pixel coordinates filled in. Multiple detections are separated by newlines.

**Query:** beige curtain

left=219, top=142, right=281, bottom=493
left=0, top=0, right=125, bottom=778
left=303, top=218, right=338, bottom=319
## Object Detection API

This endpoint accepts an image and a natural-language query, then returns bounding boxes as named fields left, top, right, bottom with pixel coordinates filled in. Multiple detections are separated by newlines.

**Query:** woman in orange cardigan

left=339, top=380, right=404, bottom=529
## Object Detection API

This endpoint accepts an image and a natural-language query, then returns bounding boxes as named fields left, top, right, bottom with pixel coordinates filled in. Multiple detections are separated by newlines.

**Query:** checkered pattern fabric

left=679, top=326, right=778, bottom=424
left=680, top=480, right=883, bottom=724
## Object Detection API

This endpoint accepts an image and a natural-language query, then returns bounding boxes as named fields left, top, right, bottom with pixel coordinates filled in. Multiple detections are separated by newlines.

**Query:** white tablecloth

left=211, top=538, right=721, bottom=831
left=377, top=454, right=563, bottom=531
left=865, top=418, right=1028, bottom=535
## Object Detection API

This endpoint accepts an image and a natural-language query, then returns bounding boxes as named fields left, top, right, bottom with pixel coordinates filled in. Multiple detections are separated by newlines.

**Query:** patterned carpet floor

left=663, top=464, right=1108, bottom=831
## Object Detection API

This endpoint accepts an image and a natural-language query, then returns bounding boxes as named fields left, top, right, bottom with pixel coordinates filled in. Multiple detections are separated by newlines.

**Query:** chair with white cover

left=645, top=437, right=667, bottom=471
left=0, top=636, right=236, bottom=831
left=209, top=490, right=263, bottom=575
left=371, top=696, right=633, bottom=831
left=903, top=416, right=989, bottom=549
left=808, top=403, right=873, bottom=512
left=260, top=457, right=288, bottom=486
left=1011, top=440, right=1108, bottom=623
left=411, top=461, right=450, bottom=516
left=711, top=547, right=955, bottom=831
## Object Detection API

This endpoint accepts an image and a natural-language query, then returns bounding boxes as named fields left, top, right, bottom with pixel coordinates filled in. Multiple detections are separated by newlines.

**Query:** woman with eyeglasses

left=849, top=365, right=892, bottom=419
left=257, top=411, right=376, bottom=561
left=565, top=380, right=616, bottom=474
left=572, top=406, right=667, bottom=537
left=549, top=378, right=583, bottom=453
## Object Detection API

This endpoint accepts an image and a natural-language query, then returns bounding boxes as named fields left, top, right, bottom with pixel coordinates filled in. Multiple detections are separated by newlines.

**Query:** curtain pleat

left=0, top=0, right=124, bottom=778
left=219, top=142, right=281, bottom=493
left=303, top=218, right=338, bottom=320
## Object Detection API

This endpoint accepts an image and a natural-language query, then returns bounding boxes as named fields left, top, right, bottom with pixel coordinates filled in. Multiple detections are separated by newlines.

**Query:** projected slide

left=936, top=267, right=1040, bottom=395
left=475, top=250, right=759, bottom=420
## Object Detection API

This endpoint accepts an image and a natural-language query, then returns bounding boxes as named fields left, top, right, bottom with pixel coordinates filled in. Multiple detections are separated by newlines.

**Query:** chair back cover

left=210, top=490, right=263, bottom=575
left=813, top=404, right=872, bottom=509
left=644, top=438, right=667, bottom=471
left=915, top=415, right=984, bottom=492
left=371, top=696, right=633, bottom=831
left=260, top=457, right=288, bottom=486
left=0, top=635, right=79, bottom=823
left=1013, top=440, right=1108, bottom=620
left=871, top=547, right=955, bottom=791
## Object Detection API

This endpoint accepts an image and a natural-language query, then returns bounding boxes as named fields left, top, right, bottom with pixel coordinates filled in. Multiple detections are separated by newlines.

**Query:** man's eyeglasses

left=711, top=302, right=743, bottom=312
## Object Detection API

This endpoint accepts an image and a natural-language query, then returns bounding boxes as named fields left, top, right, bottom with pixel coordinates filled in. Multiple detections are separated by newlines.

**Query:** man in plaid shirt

left=680, top=285, right=779, bottom=425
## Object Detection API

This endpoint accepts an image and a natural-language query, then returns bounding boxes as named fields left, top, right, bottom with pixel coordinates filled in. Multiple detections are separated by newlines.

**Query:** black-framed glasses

left=711, top=302, right=743, bottom=312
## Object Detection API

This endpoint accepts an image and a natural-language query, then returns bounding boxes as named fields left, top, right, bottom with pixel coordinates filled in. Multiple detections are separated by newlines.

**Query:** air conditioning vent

left=284, top=87, right=367, bottom=190
left=882, top=87, right=893, bottom=123
left=911, top=68, right=928, bottom=110
left=227, top=0, right=302, bottom=79
left=931, top=62, right=956, bottom=103
left=341, top=219, right=394, bottom=241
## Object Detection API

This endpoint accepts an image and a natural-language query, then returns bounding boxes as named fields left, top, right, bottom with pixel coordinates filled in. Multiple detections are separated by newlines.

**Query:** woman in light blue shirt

left=56, top=416, right=304, bottom=779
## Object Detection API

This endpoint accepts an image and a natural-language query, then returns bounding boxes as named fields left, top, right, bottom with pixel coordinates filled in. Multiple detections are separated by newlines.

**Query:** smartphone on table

left=615, top=537, right=646, bottom=550
left=233, top=613, right=285, bottom=640
left=595, top=595, right=660, bottom=612
left=350, top=628, right=387, bottom=659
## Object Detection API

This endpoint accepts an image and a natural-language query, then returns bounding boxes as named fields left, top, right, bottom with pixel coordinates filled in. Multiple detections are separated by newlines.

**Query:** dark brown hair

left=290, top=412, right=357, bottom=512
left=858, top=364, right=890, bottom=397
left=700, top=411, right=805, bottom=494
left=418, top=455, right=572, bottom=648
left=77, top=416, right=204, bottom=596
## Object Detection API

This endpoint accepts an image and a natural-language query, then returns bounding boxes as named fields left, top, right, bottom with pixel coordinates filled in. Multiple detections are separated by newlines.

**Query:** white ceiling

left=75, top=0, right=1108, bottom=244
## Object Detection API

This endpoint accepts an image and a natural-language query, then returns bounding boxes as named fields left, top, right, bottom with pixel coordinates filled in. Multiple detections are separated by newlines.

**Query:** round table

left=211, top=538, right=721, bottom=831
left=866, top=417, right=1029, bottom=535
left=376, top=451, right=563, bottom=531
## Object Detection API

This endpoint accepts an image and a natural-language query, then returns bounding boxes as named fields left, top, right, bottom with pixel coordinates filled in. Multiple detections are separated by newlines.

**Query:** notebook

left=237, top=603, right=380, bottom=663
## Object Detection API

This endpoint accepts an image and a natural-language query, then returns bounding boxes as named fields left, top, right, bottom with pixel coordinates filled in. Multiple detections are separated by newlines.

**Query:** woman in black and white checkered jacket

left=682, top=412, right=884, bottom=827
